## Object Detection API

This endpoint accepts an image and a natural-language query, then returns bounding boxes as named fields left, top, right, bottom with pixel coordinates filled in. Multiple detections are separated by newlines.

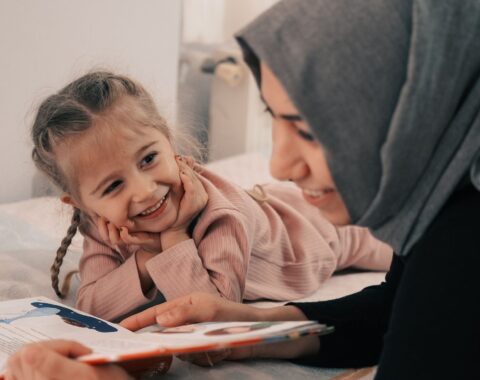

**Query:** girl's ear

left=60, top=192, right=79, bottom=208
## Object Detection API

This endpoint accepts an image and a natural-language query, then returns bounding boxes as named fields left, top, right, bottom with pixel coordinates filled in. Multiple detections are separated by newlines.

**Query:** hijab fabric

left=236, top=0, right=480, bottom=255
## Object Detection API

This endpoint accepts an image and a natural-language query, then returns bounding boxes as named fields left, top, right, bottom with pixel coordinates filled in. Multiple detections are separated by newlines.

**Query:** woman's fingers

left=34, top=340, right=92, bottom=356
left=121, top=293, right=215, bottom=331
left=6, top=341, right=132, bottom=380
left=178, top=349, right=232, bottom=367
left=7, top=341, right=91, bottom=380
left=120, top=293, right=262, bottom=332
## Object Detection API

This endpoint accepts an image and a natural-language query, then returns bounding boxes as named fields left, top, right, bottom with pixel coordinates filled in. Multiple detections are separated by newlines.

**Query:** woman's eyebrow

left=280, top=114, right=303, bottom=121
left=261, top=97, right=303, bottom=121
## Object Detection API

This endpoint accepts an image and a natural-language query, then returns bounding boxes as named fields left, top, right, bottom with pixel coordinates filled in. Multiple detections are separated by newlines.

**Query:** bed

left=0, top=152, right=382, bottom=379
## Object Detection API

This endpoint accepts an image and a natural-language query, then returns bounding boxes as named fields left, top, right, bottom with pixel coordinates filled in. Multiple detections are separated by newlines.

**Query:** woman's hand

left=121, top=292, right=265, bottom=330
left=5, top=340, right=132, bottom=380
left=120, top=293, right=318, bottom=366
left=160, top=157, right=208, bottom=250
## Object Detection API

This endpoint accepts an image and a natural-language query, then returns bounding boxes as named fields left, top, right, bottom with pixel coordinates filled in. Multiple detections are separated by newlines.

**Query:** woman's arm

left=291, top=254, right=402, bottom=367
left=121, top=255, right=401, bottom=367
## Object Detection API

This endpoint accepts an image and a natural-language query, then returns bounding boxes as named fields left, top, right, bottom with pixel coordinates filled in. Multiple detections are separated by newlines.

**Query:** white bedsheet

left=0, top=153, right=383, bottom=379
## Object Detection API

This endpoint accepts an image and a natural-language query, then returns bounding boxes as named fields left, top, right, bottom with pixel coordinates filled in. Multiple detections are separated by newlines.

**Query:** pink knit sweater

left=76, top=167, right=392, bottom=320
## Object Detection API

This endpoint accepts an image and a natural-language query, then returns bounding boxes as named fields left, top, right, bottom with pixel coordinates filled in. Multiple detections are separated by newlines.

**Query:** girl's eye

left=103, top=180, right=122, bottom=196
left=140, top=152, right=157, bottom=168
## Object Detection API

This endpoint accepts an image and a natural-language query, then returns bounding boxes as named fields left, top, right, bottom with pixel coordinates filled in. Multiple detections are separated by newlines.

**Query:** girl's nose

left=269, top=121, right=309, bottom=182
left=131, top=174, right=156, bottom=203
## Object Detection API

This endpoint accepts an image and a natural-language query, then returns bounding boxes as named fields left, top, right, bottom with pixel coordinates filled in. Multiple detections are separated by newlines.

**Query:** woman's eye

left=140, top=152, right=157, bottom=168
left=297, top=128, right=315, bottom=142
left=103, top=180, right=122, bottom=195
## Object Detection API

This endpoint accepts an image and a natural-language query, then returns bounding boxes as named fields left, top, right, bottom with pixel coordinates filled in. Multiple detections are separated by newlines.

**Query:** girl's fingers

left=119, top=227, right=137, bottom=245
left=107, top=222, right=121, bottom=246
left=120, top=228, right=161, bottom=252
left=96, top=217, right=110, bottom=244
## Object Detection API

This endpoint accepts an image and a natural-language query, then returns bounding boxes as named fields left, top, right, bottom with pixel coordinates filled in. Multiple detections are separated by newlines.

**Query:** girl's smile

left=134, top=189, right=170, bottom=220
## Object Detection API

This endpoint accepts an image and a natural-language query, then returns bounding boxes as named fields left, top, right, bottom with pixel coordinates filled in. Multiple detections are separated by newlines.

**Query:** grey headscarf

left=236, top=0, right=480, bottom=256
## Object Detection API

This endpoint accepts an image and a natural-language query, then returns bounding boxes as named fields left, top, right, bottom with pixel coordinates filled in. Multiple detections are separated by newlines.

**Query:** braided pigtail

left=51, top=207, right=81, bottom=298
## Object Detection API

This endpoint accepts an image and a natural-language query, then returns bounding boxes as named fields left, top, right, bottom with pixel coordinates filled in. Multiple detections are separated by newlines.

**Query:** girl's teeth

left=140, top=195, right=166, bottom=216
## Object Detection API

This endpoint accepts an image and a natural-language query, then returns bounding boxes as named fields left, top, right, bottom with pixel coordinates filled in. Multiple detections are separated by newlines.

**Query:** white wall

left=0, top=0, right=181, bottom=203
left=181, top=0, right=277, bottom=43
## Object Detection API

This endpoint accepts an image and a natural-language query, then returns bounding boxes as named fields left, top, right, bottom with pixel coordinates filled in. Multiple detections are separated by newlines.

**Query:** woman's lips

left=301, top=188, right=336, bottom=208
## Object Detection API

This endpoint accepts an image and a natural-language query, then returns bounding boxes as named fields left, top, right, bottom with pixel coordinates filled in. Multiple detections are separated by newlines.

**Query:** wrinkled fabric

left=236, top=0, right=480, bottom=255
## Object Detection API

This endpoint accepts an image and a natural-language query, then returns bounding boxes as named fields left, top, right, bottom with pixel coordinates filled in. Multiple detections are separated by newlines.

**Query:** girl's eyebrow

left=91, top=172, right=121, bottom=196
left=137, top=141, right=157, bottom=155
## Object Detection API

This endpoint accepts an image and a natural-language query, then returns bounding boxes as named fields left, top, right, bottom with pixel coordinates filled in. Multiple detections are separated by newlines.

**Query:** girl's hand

left=96, top=216, right=161, bottom=253
left=5, top=340, right=132, bottom=380
left=160, top=157, right=208, bottom=250
left=172, top=156, right=208, bottom=231
left=119, top=227, right=161, bottom=253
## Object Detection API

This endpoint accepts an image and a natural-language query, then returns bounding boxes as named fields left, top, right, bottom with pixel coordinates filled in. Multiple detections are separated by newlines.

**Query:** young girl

left=31, top=71, right=392, bottom=321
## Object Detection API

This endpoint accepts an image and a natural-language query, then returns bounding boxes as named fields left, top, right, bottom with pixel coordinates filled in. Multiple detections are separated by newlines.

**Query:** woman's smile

left=301, top=187, right=336, bottom=208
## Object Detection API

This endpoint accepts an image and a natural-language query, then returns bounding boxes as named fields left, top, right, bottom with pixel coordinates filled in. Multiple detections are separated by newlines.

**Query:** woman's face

left=260, top=63, right=350, bottom=225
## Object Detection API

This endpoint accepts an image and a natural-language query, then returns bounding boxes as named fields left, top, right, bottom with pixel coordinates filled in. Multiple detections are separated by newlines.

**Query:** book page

left=0, top=297, right=158, bottom=372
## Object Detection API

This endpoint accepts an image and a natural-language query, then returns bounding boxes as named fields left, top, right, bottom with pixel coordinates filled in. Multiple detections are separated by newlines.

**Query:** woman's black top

left=292, top=183, right=480, bottom=379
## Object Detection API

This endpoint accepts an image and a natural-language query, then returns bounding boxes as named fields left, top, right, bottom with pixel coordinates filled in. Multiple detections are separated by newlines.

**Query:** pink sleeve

left=334, top=225, right=393, bottom=271
left=76, top=234, right=155, bottom=321
left=145, top=214, right=250, bottom=302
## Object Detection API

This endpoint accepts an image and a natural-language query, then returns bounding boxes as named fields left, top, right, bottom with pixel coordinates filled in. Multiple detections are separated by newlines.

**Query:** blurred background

left=0, top=0, right=278, bottom=203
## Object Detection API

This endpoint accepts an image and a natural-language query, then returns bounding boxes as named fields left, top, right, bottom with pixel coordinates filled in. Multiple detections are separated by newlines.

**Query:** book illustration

left=0, top=301, right=117, bottom=333
left=153, top=325, right=199, bottom=334
left=204, top=322, right=279, bottom=336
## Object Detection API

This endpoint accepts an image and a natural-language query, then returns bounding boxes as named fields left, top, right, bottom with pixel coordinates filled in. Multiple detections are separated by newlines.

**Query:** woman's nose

left=269, top=122, right=309, bottom=182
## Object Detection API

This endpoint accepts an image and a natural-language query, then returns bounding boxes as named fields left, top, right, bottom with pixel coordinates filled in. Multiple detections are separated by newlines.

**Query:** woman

left=124, top=0, right=480, bottom=378
left=7, top=0, right=480, bottom=378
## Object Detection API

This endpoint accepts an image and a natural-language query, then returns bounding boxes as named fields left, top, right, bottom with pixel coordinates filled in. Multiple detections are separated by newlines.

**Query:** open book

left=0, top=297, right=333, bottom=377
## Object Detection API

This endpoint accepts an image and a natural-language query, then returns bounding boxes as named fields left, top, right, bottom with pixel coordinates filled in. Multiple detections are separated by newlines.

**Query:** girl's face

left=59, top=118, right=183, bottom=233
left=260, top=63, right=350, bottom=225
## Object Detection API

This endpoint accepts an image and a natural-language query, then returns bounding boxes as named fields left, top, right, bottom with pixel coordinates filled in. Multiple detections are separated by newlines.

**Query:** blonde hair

left=31, top=71, right=178, bottom=298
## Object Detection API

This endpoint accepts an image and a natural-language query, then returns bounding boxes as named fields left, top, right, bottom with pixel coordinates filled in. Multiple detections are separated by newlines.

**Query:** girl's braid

left=51, top=207, right=81, bottom=298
